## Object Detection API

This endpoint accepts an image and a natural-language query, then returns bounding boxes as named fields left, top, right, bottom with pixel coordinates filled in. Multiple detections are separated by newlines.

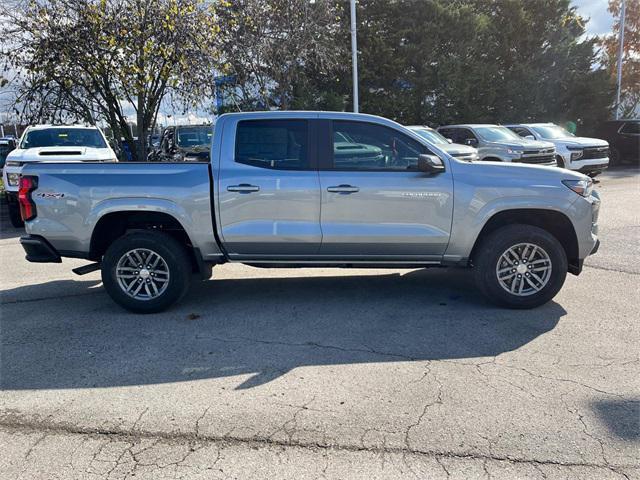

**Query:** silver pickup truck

left=18, top=111, right=600, bottom=313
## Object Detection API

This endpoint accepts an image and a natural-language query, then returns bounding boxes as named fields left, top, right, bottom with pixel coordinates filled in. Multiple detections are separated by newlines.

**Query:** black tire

left=7, top=198, right=24, bottom=228
left=101, top=231, right=192, bottom=313
left=473, top=224, right=568, bottom=309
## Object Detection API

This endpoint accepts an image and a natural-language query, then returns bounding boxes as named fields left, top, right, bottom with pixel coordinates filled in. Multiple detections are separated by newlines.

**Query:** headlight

left=7, top=173, right=20, bottom=186
left=507, top=148, right=523, bottom=155
left=570, top=150, right=584, bottom=161
left=562, top=178, right=593, bottom=197
left=5, top=161, right=21, bottom=167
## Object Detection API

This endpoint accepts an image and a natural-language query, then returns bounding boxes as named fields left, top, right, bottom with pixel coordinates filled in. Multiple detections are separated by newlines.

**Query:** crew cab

left=3, top=125, right=117, bottom=227
left=18, top=112, right=600, bottom=313
left=506, top=123, right=609, bottom=176
left=437, top=124, right=557, bottom=166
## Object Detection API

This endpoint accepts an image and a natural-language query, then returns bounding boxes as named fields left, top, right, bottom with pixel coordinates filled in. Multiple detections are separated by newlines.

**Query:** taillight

left=18, top=176, right=38, bottom=221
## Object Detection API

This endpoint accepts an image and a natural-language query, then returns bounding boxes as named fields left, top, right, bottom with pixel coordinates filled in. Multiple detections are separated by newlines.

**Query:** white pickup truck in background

left=2, top=124, right=117, bottom=227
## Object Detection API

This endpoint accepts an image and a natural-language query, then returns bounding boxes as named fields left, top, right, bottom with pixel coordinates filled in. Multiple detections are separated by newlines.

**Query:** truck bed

left=21, top=162, right=224, bottom=261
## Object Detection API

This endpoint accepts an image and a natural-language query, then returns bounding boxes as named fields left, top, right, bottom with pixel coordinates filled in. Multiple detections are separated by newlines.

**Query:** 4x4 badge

left=36, top=192, right=65, bottom=199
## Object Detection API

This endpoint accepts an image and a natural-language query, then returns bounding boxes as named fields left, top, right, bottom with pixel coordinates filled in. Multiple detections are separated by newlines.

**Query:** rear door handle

left=227, top=184, right=260, bottom=193
left=327, top=184, right=359, bottom=194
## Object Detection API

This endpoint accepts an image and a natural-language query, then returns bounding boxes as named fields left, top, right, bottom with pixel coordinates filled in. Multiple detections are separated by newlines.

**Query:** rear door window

left=235, top=120, right=309, bottom=170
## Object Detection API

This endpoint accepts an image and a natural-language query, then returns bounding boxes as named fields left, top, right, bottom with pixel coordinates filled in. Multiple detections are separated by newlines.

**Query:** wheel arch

left=89, top=210, right=203, bottom=274
left=470, top=208, right=580, bottom=274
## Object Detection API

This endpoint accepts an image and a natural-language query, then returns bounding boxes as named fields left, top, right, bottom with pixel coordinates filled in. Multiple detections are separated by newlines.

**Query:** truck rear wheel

left=101, top=231, right=192, bottom=313
left=474, top=224, right=567, bottom=309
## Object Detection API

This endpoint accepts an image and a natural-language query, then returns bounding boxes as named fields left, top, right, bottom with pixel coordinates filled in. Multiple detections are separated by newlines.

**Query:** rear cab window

left=235, top=120, right=310, bottom=170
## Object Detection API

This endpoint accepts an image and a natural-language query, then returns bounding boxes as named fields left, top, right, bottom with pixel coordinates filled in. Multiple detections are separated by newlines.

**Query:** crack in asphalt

left=2, top=415, right=637, bottom=475
left=583, top=264, right=639, bottom=275
left=195, top=334, right=417, bottom=361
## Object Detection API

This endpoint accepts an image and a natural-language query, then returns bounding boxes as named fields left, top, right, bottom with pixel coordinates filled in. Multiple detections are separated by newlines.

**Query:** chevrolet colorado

left=18, top=111, right=600, bottom=313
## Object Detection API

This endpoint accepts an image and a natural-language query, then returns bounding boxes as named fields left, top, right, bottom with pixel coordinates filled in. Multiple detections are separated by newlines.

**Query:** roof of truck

left=24, top=124, right=101, bottom=130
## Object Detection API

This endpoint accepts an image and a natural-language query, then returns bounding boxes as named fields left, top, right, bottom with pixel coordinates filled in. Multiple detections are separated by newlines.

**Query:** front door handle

left=327, top=184, right=359, bottom=194
left=227, top=184, right=260, bottom=193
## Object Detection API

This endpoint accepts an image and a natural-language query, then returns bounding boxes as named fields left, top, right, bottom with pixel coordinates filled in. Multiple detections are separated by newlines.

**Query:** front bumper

left=20, top=235, right=62, bottom=263
left=566, top=156, right=609, bottom=174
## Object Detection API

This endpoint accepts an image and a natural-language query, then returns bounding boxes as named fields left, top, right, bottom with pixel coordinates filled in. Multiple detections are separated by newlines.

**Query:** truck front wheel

left=101, top=231, right=192, bottom=313
left=474, top=224, right=568, bottom=309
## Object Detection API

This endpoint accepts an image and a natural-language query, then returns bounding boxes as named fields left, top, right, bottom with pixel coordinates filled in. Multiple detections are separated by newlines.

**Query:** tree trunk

left=136, top=95, right=146, bottom=162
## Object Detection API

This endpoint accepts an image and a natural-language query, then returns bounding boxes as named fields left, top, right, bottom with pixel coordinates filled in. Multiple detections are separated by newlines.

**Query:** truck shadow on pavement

left=1, top=268, right=565, bottom=391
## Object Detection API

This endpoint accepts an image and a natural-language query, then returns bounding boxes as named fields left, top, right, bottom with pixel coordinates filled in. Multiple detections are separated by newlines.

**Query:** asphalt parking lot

left=1, top=168, right=638, bottom=479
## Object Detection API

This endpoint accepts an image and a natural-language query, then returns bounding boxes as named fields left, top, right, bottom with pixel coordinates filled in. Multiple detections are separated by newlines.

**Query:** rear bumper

left=20, top=235, right=62, bottom=263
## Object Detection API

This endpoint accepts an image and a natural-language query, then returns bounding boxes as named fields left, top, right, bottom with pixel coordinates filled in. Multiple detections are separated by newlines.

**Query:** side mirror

left=465, top=138, right=478, bottom=147
left=418, top=154, right=445, bottom=173
left=525, top=135, right=535, bottom=140
left=447, top=138, right=453, bottom=144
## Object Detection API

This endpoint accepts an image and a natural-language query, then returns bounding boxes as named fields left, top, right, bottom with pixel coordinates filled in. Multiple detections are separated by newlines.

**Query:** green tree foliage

left=298, top=0, right=614, bottom=132
left=215, top=0, right=346, bottom=111
left=1, top=0, right=220, bottom=160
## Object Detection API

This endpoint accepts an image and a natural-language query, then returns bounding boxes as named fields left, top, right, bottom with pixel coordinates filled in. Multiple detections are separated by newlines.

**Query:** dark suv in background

left=593, top=119, right=639, bottom=165
left=148, top=124, right=213, bottom=162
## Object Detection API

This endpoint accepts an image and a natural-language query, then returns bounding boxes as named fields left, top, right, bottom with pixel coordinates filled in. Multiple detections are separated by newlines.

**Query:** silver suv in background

left=506, top=123, right=609, bottom=176
left=407, top=125, right=478, bottom=162
left=437, top=124, right=556, bottom=166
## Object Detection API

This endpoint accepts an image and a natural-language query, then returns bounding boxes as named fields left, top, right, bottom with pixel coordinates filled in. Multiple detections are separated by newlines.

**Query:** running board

left=72, top=262, right=101, bottom=276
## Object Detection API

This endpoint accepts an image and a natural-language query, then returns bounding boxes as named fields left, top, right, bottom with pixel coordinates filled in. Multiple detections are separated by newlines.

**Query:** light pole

left=350, top=0, right=359, bottom=113
left=615, top=0, right=626, bottom=120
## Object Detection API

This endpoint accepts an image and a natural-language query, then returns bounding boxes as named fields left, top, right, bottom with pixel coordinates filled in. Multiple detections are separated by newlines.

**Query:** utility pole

left=350, top=0, right=359, bottom=113
left=615, top=0, right=626, bottom=120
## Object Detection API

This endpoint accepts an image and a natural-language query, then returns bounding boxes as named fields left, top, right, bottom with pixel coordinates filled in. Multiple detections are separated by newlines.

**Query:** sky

left=0, top=0, right=617, bottom=126
left=574, top=0, right=615, bottom=36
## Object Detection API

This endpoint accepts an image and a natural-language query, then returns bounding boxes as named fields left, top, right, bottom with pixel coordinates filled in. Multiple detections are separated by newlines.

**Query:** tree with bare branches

left=1, top=0, right=220, bottom=160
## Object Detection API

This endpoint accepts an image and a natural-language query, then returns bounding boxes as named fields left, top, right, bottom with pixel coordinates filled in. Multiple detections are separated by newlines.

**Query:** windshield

left=475, top=126, right=521, bottom=142
left=410, top=128, right=449, bottom=145
left=176, top=126, right=212, bottom=147
left=20, top=128, right=106, bottom=149
left=531, top=125, right=573, bottom=139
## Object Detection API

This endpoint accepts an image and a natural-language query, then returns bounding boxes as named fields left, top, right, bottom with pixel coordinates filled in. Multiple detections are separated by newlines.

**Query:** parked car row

left=409, top=122, right=620, bottom=178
